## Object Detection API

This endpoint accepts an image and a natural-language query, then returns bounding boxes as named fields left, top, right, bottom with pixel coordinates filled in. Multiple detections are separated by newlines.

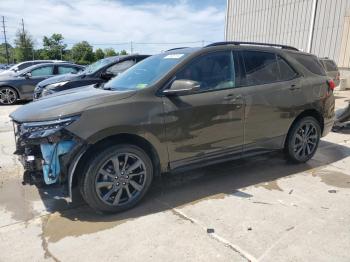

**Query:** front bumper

left=12, top=120, right=85, bottom=189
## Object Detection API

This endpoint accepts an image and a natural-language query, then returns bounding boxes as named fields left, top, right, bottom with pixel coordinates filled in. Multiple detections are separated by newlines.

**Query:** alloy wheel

left=0, top=88, right=17, bottom=105
left=293, top=122, right=318, bottom=160
left=95, top=152, right=147, bottom=206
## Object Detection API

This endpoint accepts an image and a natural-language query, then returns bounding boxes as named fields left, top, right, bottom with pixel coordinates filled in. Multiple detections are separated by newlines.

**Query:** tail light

left=327, top=79, right=335, bottom=91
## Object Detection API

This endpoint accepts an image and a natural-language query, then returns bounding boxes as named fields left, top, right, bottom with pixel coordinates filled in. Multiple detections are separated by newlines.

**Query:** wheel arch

left=283, top=109, right=324, bottom=148
left=69, top=133, right=162, bottom=200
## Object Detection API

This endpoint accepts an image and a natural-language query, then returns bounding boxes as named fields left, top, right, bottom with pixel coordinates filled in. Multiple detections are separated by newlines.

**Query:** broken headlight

left=21, top=115, right=80, bottom=139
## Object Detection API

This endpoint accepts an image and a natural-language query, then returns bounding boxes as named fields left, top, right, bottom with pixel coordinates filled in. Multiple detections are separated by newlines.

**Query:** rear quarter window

left=291, top=53, right=326, bottom=76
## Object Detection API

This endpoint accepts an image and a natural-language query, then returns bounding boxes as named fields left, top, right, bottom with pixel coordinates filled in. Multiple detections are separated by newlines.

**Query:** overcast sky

left=0, top=0, right=226, bottom=54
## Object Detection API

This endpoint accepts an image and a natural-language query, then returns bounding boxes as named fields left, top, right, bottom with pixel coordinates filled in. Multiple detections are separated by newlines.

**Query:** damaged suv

left=10, top=42, right=335, bottom=213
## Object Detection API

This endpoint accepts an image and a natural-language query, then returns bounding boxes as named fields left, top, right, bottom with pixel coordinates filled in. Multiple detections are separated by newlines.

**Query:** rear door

left=237, top=50, right=301, bottom=153
left=163, top=51, right=244, bottom=169
left=20, top=65, right=54, bottom=99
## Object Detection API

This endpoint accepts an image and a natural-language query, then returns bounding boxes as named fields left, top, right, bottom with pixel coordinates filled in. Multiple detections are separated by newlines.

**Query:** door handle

left=289, top=84, right=300, bottom=91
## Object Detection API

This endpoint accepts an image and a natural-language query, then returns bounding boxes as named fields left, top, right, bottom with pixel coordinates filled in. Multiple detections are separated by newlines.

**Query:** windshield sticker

left=164, top=54, right=184, bottom=59
left=136, top=83, right=148, bottom=89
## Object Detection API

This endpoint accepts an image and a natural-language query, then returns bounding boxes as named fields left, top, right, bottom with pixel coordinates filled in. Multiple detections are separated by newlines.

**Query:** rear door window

left=241, top=51, right=279, bottom=85
left=291, top=54, right=326, bottom=76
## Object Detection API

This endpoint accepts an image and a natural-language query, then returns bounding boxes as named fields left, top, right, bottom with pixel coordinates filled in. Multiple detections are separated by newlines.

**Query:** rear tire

left=0, top=87, right=18, bottom=105
left=81, top=144, right=154, bottom=213
left=285, top=116, right=321, bottom=163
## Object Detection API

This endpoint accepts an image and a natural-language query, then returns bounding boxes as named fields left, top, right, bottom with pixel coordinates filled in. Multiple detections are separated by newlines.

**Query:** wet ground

left=0, top=91, right=350, bottom=261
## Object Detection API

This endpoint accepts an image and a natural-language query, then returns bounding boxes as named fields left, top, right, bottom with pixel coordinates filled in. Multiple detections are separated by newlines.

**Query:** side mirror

left=163, top=80, right=200, bottom=96
left=23, top=72, right=32, bottom=79
left=100, top=71, right=114, bottom=80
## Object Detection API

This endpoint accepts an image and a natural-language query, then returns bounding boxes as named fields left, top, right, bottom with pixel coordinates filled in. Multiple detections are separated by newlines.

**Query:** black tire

left=0, top=87, right=18, bottom=105
left=81, top=144, right=154, bottom=213
left=285, top=116, right=321, bottom=163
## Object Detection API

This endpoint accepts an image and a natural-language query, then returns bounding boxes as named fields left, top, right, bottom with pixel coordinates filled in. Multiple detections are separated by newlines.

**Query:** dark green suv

left=10, top=42, right=335, bottom=213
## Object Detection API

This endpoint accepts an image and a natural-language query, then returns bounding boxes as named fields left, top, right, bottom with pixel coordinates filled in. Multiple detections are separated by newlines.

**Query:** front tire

left=0, top=87, right=18, bottom=105
left=81, top=144, right=153, bottom=213
left=285, top=116, right=321, bottom=163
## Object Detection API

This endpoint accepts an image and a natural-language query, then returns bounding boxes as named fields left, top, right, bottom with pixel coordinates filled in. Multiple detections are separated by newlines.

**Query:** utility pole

left=1, top=16, right=10, bottom=64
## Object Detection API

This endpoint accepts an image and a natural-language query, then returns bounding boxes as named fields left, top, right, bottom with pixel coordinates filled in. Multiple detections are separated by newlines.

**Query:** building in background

left=225, top=0, right=350, bottom=68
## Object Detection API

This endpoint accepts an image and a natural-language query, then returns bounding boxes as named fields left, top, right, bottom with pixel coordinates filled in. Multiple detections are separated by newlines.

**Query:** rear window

left=291, top=53, right=326, bottom=76
left=322, top=60, right=338, bottom=72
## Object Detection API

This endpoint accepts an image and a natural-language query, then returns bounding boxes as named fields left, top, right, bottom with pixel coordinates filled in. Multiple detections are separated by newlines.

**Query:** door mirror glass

left=163, top=79, right=200, bottom=96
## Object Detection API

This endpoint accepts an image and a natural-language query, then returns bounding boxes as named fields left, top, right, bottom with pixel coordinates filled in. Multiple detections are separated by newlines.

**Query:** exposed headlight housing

left=21, top=115, right=80, bottom=139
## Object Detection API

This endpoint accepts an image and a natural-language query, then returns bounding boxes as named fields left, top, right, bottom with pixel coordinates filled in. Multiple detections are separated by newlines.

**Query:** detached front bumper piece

left=40, top=141, right=76, bottom=184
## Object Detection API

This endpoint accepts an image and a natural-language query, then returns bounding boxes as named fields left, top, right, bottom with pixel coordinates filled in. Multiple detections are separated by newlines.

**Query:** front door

left=21, top=65, right=54, bottom=99
left=162, top=51, right=244, bottom=169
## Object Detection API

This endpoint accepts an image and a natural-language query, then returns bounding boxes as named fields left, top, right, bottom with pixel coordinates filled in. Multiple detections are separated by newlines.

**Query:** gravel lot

left=0, top=92, right=349, bottom=262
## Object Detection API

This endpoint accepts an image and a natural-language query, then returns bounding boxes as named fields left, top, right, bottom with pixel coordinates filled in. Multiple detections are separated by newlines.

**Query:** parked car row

left=0, top=56, right=149, bottom=105
left=10, top=42, right=335, bottom=214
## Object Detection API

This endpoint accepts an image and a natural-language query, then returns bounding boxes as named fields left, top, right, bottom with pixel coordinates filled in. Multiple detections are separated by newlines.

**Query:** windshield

left=83, top=57, right=116, bottom=74
left=104, top=53, right=188, bottom=91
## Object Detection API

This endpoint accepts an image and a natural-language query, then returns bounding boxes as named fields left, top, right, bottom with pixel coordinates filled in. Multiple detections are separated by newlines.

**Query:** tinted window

left=106, top=60, right=135, bottom=75
left=58, top=66, right=79, bottom=74
left=292, top=54, right=326, bottom=76
left=241, top=51, right=279, bottom=85
left=176, top=51, right=236, bottom=91
left=277, top=56, right=298, bottom=81
left=323, top=60, right=338, bottom=71
left=17, top=62, right=32, bottom=71
left=31, top=66, right=54, bottom=76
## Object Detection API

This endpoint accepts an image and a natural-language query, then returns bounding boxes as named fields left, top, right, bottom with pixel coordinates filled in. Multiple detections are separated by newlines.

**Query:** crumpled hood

left=10, top=85, right=136, bottom=122
left=38, top=73, right=82, bottom=87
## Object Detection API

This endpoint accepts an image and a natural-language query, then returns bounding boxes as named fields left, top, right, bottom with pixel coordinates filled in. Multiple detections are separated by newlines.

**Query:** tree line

left=0, top=30, right=128, bottom=65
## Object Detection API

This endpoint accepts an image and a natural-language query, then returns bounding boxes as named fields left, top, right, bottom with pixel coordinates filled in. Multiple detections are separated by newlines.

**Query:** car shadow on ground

left=35, top=139, right=350, bottom=233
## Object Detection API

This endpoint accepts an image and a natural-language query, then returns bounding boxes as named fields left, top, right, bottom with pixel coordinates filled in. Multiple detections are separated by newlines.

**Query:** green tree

left=14, top=29, right=34, bottom=62
left=119, top=50, right=128, bottom=55
left=42, top=33, right=67, bottom=60
left=0, top=43, right=14, bottom=64
left=70, top=41, right=95, bottom=64
left=95, top=48, right=105, bottom=60
left=104, top=48, right=117, bottom=57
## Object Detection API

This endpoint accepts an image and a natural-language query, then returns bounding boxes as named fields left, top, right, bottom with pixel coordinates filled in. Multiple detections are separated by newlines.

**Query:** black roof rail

left=205, top=41, right=299, bottom=51
left=166, top=47, right=189, bottom=52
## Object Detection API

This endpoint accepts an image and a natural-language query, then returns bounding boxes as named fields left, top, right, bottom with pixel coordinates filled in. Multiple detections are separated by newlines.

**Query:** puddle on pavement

left=42, top=210, right=132, bottom=243
left=254, top=180, right=283, bottom=191
left=0, top=178, right=39, bottom=222
left=316, top=170, right=350, bottom=188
